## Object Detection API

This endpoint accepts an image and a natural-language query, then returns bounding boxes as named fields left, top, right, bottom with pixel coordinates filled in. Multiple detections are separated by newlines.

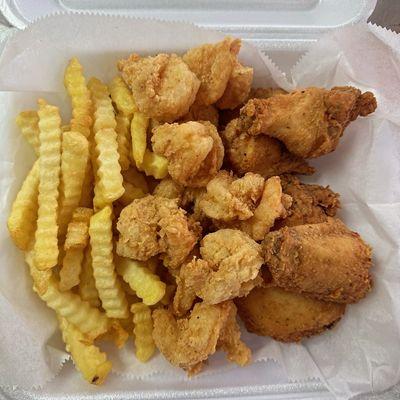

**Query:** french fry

left=40, top=278, right=109, bottom=340
left=131, top=112, right=148, bottom=167
left=90, top=206, right=129, bottom=319
left=119, top=181, right=146, bottom=207
left=58, top=316, right=112, bottom=385
left=116, top=258, right=166, bottom=306
left=79, top=245, right=101, bottom=308
left=16, top=111, right=40, bottom=155
left=99, top=319, right=129, bottom=349
left=140, top=149, right=168, bottom=180
left=79, top=160, right=94, bottom=207
left=58, top=131, right=89, bottom=239
left=61, top=124, right=71, bottom=132
left=131, top=302, right=155, bottom=362
left=115, top=113, right=132, bottom=171
left=122, top=168, right=149, bottom=194
left=34, top=100, right=62, bottom=270
left=25, top=245, right=51, bottom=296
left=7, top=160, right=39, bottom=250
left=109, top=75, right=136, bottom=116
left=59, top=248, right=85, bottom=291
left=64, top=207, right=93, bottom=250
left=64, top=58, right=92, bottom=138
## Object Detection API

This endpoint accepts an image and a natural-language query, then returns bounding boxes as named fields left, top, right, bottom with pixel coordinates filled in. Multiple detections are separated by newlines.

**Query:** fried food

left=183, top=37, right=241, bottom=106
left=239, top=86, right=377, bottom=158
left=216, top=61, right=253, bottom=110
left=118, top=53, right=200, bottom=122
left=173, top=229, right=263, bottom=314
left=180, top=103, right=219, bottom=127
left=222, top=118, right=314, bottom=178
left=263, top=218, right=373, bottom=303
left=152, top=121, right=224, bottom=187
left=116, top=195, right=200, bottom=271
left=153, top=301, right=250, bottom=374
left=236, top=286, right=346, bottom=342
left=275, top=174, right=340, bottom=228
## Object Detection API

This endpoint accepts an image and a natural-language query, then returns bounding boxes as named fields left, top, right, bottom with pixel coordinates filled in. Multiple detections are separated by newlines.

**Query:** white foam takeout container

left=0, top=1, right=386, bottom=399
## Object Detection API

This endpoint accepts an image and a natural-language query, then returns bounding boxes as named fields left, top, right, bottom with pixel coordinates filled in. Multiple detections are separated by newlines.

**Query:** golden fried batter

left=183, top=37, right=241, bottom=106
left=239, top=86, right=377, bottom=158
left=180, top=103, right=219, bottom=127
left=222, top=118, right=314, bottom=178
left=152, top=121, right=224, bottom=187
left=118, top=53, right=200, bottom=122
left=152, top=301, right=250, bottom=374
left=263, top=218, right=373, bottom=303
left=236, top=286, right=346, bottom=342
left=116, top=195, right=200, bottom=271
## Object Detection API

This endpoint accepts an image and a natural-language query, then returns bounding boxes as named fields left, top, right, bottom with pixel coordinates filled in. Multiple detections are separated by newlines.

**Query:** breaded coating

left=153, top=301, right=250, bottom=374
left=118, top=53, right=200, bottom=122
left=239, top=86, right=377, bottom=158
left=183, top=37, right=241, bottom=105
left=222, top=118, right=314, bottom=178
left=216, top=61, right=253, bottom=110
left=153, top=177, right=184, bottom=201
left=199, top=171, right=265, bottom=222
left=276, top=174, right=340, bottom=228
left=236, top=286, right=345, bottom=342
left=263, top=218, right=373, bottom=303
left=248, top=87, right=288, bottom=100
left=152, top=121, right=224, bottom=187
left=173, top=229, right=263, bottom=314
left=116, top=195, right=200, bottom=271
left=180, top=103, right=219, bottom=127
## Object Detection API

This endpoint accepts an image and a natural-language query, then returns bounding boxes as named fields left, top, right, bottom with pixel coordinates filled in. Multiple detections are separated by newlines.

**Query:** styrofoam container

left=0, top=1, right=383, bottom=399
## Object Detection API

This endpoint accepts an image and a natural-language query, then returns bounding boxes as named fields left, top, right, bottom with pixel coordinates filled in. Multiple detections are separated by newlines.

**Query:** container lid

left=1, top=0, right=376, bottom=50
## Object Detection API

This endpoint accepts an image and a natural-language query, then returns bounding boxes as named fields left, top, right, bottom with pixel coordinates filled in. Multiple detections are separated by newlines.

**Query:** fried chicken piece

left=152, top=121, right=224, bottom=187
left=263, top=218, right=373, bottom=303
left=275, top=174, right=340, bottom=228
left=118, top=53, right=200, bottom=122
left=180, top=103, right=219, bottom=127
left=240, top=86, right=377, bottom=158
left=236, top=286, right=346, bottom=342
left=198, top=171, right=265, bottom=222
left=153, top=177, right=184, bottom=201
left=116, top=195, right=200, bottom=271
left=248, top=87, right=288, bottom=100
left=173, top=229, right=263, bottom=315
left=183, top=37, right=241, bottom=106
left=222, top=118, right=315, bottom=178
left=153, top=301, right=250, bottom=374
left=216, top=61, right=253, bottom=110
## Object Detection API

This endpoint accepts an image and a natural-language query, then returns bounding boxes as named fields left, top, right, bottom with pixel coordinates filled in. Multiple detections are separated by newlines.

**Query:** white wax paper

left=0, top=14, right=399, bottom=400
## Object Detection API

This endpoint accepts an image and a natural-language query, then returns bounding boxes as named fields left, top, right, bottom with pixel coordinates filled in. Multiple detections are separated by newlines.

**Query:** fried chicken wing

left=263, top=218, right=373, bottom=303
left=239, top=86, right=377, bottom=158
left=152, top=301, right=250, bottom=374
left=118, top=53, right=200, bottom=122
left=216, top=61, right=253, bottom=110
left=152, top=121, right=224, bottom=187
left=222, top=118, right=315, bottom=178
left=236, top=286, right=346, bottom=342
left=183, top=37, right=241, bottom=106
left=275, top=174, right=340, bottom=228
left=173, top=229, right=263, bottom=314
left=180, top=103, right=219, bottom=127
left=116, top=195, right=200, bottom=271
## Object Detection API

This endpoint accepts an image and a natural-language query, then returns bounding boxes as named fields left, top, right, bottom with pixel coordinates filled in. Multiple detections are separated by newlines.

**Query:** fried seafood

left=181, top=103, right=219, bottom=127
left=152, top=121, right=224, bottom=187
left=263, top=218, right=373, bottom=303
left=239, top=86, right=377, bottom=158
left=236, top=286, right=346, bottom=342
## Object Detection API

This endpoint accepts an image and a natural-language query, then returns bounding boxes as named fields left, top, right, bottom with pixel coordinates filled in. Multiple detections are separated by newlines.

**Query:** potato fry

left=90, top=206, right=129, bottom=319
left=59, top=248, right=85, bottom=291
left=34, top=100, right=62, bottom=270
left=99, top=319, right=129, bottom=349
left=109, top=75, right=136, bottom=116
left=79, top=245, right=101, bottom=308
left=119, top=181, right=146, bottom=207
left=131, top=302, right=155, bottom=362
left=115, top=113, right=132, bottom=171
left=131, top=112, right=149, bottom=167
left=16, top=111, right=40, bottom=155
left=140, top=149, right=168, bottom=180
left=58, top=131, right=89, bottom=239
left=64, top=58, right=93, bottom=138
left=64, top=207, right=93, bottom=250
left=24, top=245, right=51, bottom=296
left=61, top=124, right=71, bottom=132
left=7, top=161, right=39, bottom=250
left=122, top=168, right=149, bottom=194
left=116, top=258, right=166, bottom=306
left=79, top=160, right=94, bottom=207
left=58, top=316, right=112, bottom=385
